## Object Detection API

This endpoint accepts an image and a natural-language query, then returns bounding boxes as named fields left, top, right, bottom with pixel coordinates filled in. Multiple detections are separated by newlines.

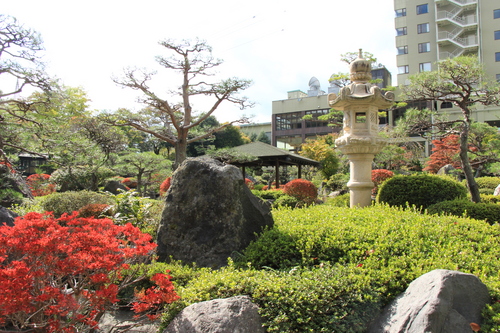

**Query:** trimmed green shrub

left=51, top=166, right=115, bottom=191
left=155, top=205, right=500, bottom=332
left=470, top=177, right=500, bottom=193
left=325, top=193, right=350, bottom=207
left=273, top=194, right=300, bottom=208
left=427, top=199, right=500, bottom=224
left=481, top=194, right=500, bottom=204
left=41, top=191, right=114, bottom=217
left=376, top=174, right=467, bottom=210
left=251, top=189, right=284, bottom=200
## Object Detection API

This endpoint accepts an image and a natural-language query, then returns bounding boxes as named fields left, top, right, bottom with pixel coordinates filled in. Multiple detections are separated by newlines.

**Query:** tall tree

left=400, top=55, right=500, bottom=202
left=109, top=39, right=253, bottom=169
left=0, top=15, right=51, bottom=161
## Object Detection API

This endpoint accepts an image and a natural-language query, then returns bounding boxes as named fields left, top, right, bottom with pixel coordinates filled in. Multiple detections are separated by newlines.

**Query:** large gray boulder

left=156, top=156, right=273, bottom=268
left=164, top=296, right=265, bottom=333
left=369, top=269, right=490, bottom=333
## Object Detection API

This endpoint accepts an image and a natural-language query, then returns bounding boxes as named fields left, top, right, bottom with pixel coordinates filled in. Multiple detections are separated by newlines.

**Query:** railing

left=439, top=48, right=464, bottom=60
left=438, top=32, right=478, bottom=47
left=436, top=0, right=477, bottom=6
left=436, top=10, right=477, bottom=27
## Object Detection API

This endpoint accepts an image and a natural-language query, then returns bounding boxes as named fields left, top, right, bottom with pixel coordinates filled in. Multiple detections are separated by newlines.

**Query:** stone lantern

left=328, top=50, right=394, bottom=207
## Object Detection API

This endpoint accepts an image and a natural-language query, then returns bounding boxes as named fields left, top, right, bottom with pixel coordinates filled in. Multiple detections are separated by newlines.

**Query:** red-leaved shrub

left=159, top=177, right=172, bottom=196
left=0, top=212, right=179, bottom=331
left=121, top=177, right=138, bottom=188
left=78, top=203, right=113, bottom=218
left=26, top=173, right=56, bottom=197
left=283, top=179, right=317, bottom=204
left=371, top=169, right=394, bottom=195
left=245, top=178, right=254, bottom=189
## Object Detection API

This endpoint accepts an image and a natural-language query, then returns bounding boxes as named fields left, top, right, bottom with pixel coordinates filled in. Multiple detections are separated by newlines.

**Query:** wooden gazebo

left=229, top=142, right=320, bottom=188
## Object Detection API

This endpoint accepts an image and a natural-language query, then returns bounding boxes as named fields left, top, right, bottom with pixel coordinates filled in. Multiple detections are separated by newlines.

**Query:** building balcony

left=437, top=31, right=478, bottom=48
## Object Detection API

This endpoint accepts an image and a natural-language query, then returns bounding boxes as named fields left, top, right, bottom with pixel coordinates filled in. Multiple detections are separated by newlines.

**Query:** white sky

left=3, top=0, right=397, bottom=123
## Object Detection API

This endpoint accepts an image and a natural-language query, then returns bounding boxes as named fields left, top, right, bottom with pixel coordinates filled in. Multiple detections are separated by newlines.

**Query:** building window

left=396, top=27, right=407, bottom=36
left=494, top=9, right=500, bottom=19
left=418, top=42, right=431, bottom=53
left=275, top=112, right=302, bottom=131
left=417, top=23, right=430, bottom=34
left=398, top=65, right=409, bottom=74
left=304, top=109, right=329, bottom=128
left=395, top=8, right=406, bottom=17
left=441, top=101, right=453, bottom=109
left=497, top=74, right=500, bottom=82
left=495, top=30, right=500, bottom=40
left=397, top=45, right=408, bottom=55
left=419, top=62, right=432, bottom=72
left=497, top=52, right=500, bottom=62
left=417, top=4, right=428, bottom=15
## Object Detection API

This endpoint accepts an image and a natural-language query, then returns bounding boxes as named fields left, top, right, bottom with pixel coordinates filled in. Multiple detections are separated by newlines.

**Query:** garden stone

left=164, top=296, right=265, bottom=333
left=437, top=164, right=456, bottom=176
left=0, top=164, right=33, bottom=205
left=368, top=269, right=489, bottom=333
left=0, top=206, right=18, bottom=227
left=156, top=156, right=273, bottom=268
left=103, top=180, right=128, bottom=195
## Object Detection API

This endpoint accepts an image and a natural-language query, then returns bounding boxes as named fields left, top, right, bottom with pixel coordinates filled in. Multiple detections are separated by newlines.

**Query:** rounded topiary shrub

left=376, top=174, right=467, bottom=210
left=42, top=191, right=115, bottom=217
left=283, top=179, right=317, bottom=205
left=427, top=199, right=500, bottom=225
left=472, top=177, right=500, bottom=194
left=273, top=194, right=300, bottom=208
left=51, top=167, right=114, bottom=192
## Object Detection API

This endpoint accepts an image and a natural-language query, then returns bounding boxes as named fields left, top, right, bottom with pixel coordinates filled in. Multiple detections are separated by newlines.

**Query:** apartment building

left=394, top=0, right=500, bottom=126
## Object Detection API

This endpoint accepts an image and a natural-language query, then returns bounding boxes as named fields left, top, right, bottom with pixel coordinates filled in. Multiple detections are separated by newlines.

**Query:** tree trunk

left=174, top=140, right=188, bottom=170
left=459, top=121, right=481, bottom=203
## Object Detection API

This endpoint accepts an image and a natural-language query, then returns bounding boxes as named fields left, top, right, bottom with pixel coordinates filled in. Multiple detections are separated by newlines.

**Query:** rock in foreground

left=369, top=269, right=490, bottom=333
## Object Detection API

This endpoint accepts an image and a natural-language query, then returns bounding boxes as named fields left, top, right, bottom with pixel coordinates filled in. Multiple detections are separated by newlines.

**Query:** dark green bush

left=273, top=194, right=300, bottom=208
left=41, top=191, right=114, bottom=217
left=470, top=177, right=500, bottom=193
left=251, top=189, right=285, bottom=200
left=481, top=194, right=500, bottom=204
left=51, top=166, right=115, bottom=191
left=376, top=174, right=467, bottom=210
left=427, top=199, right=500, bottom=224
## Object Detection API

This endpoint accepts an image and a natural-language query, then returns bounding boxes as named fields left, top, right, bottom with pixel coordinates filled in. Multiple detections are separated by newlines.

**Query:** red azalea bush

left=78, top=203, right=113, bottom=218
left=283, top=179, right=318, bottom=204
left=159, top=177, right=172, bottom=196
left=245, top=178, right=254, bottom=189
left=371, top=169, right=394, bottom=195
left=121, top=177, right=138, bottom=189
left=0, top=212, right=179, bottom=331
left=26, top=173, right=56, bottom=197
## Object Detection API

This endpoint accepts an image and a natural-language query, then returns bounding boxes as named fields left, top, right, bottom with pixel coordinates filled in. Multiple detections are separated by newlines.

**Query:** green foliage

left=472, top=177, right=500, bottom=193
left=325, top=173, right=349, bottom=192
left=251, top=189, right=284, bottom=201
left=0, top=188, right=23, bottom=208
left=41, top=191, right=114, bottom=217
left=481, top=194, right=500, bottom=204
left=376, top=174, right=467, bottom=210
left=50, top=166, right=115, bottom=192
left=324, top=193, right=350, bottom=207
left=427, top=199, right=500, bottom=225
left=273, top=194, right=300, bottom=208
left=109, top=190, right=164, bottom=237
left=156, top=205, right=500, bottom=332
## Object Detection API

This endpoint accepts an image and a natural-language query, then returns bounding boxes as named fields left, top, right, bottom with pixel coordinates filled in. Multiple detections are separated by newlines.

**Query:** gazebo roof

left=230, top=142, right=320, bottom=167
